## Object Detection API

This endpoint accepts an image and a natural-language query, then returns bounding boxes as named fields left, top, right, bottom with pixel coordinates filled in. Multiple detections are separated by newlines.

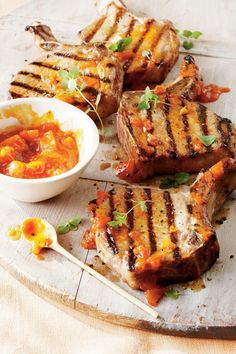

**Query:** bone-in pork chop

left=9, top=24, right=123, bottom=120
left=79, top=0, right=179, bottom=85
left=116, top=56, right=235, bottom=182
left=83, top=158, right=236, bottom=290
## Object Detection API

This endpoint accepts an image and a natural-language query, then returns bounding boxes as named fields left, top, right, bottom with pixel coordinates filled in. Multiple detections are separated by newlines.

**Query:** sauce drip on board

left=0, top=122, right=79, bottom=178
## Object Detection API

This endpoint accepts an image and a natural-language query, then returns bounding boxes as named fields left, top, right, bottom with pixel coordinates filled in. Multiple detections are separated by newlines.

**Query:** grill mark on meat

left=197, top=104, right=209, bottom=136
left=30, top=61, right=111, bottom=83
left=10, top=81, right=54, bottom=97
left=31, top=61, right=61, bottom=71
left=163, top=191, right=180, bottom=259
left=217, top=117, right=232, bottom=147
left=53, top=52, right=96, bottom=62
left=83, top=16, right=106, bottom=42
left=181, top=99, right=198, bottom=158
left=125, top=188, right=137, bottom=271
left=187, top=204, right=193, bottom=215
left=104, top=9, right=124, bottom=41
left=164, top=95, right=179, bottom=159
left=107, top=190, right=118, bottom=254
left=9, top=91, right=25, bottom=98
left=149, top=24, right=168, bottom=65
left=124, top=18, right=136, bottom=37
left=125, top=19, right=154, bottom=71
left=144, top=188, right=157, bottom=253
left=126, top=111, right=152, bottom=158
left=18, top=70, right=42, bottom=80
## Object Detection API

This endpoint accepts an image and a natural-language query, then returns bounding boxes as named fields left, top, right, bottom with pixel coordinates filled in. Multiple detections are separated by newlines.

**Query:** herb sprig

left=199, top=135, right=216, bottom=147
left=58, top=67, right=104, bottom=134
left=109, top=37, right=132, bottom=52
left=160, top=172, right=190, bottom=189
left=57, top=216, right=81, bottom=235
left=165, top=288, right=180, bottom=299
left=139, top=86, right=159, bottom=110
left=108, top=200, right=148, bottom=229
left=176, top=29, right=203, bottom=50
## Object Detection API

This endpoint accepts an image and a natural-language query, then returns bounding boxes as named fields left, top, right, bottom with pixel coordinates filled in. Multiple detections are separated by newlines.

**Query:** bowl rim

left=0, top=97, right=99, bottom=184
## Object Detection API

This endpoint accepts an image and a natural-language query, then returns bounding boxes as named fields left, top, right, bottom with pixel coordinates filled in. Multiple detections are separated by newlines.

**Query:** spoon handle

left=52, top=242, right=160, bottom=320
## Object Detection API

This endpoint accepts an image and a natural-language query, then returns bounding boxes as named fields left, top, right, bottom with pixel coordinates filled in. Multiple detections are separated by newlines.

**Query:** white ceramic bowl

left=0, top=98, right=99, bottom=202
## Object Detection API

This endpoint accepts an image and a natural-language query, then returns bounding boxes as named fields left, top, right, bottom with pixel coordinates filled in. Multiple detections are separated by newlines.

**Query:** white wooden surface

left=0, top=0, right=236, bottom=338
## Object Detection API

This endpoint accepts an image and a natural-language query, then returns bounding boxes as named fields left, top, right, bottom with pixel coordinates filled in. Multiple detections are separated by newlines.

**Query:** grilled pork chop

left=79, top=0, right=179, bottom=85
left=9, top=24, right=123, bottom=120
left=116, top=56, right=235, bottom=182
left=83, top=158, right=236, bottom=290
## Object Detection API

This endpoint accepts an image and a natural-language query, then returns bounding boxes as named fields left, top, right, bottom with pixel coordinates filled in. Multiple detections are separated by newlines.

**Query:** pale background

left=0, top=1, right=236, bottom=353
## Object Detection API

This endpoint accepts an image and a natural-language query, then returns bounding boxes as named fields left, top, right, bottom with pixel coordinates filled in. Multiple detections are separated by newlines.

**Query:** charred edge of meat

left=217, top=116, right=233, bottom=147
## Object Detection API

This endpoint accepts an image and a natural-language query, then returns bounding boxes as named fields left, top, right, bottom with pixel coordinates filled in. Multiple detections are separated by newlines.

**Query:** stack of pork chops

left=9, top=0, right=236, bottom=294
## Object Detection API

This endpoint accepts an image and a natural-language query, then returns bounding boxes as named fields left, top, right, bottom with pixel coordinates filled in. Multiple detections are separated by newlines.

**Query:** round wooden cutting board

left=0, top=0, right=236, bottom=340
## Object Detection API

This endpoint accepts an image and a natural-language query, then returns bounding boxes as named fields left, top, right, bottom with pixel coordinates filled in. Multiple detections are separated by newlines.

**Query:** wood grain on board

left=0, top=0, right=236, bottom=339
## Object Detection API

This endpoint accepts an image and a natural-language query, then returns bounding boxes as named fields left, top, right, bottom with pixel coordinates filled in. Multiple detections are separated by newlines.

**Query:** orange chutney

left=0, top=122, right=79, bottom=178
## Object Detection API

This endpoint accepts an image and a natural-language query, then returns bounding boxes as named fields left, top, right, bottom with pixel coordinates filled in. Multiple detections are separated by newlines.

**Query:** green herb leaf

left=160, top=178, right=178, bottom=189
left=58, top=69, right=69, bottom=79
left=182, top=30, right=193, bottom=38
left=165, top=288, right=180, bottom=299
left=142, top=50, right=151, bottom=59
left=199, top=135, right=216, bottom=147
left=139, top=86, right=158, bottom=110
left=175, top=172, right=190, bottom=185
left=191, top=31, right=203, bottom=39
left=108, top=37, right=132, bottom=52
left=139, top=200, right=147, bottom=212
left=108, top=211, right=127, bottom=228
left=103, top=127, right=113, bottom=138
left=107, top=220, right=121, bottom=228
left=69, top=216, right=81, bottom=227
left=160, top=172, right=190, bottom=189
left=68, top=67, right=80, bottom=79
left=183, top=40, right=194, bottom=50
left=57, top=223, right=71, bottom=235
left=139, top=100, right=150, bottom=110
left=57, top=216, right=81, bottom=234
